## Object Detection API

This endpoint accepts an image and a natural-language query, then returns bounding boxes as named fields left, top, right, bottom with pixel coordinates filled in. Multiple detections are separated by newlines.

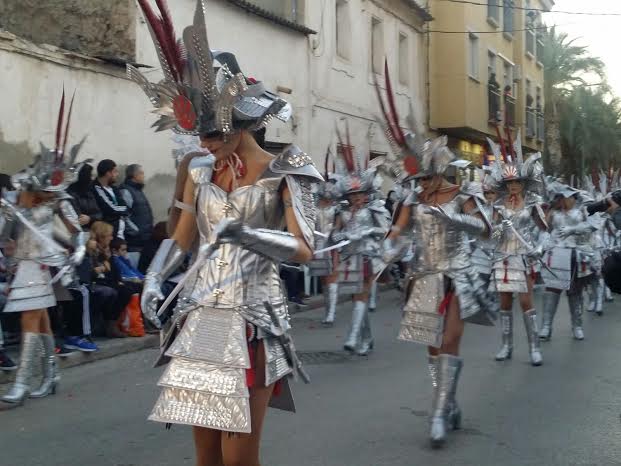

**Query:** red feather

left=62, top=91, right=76, bottom=157
left=504, top=126, right=514, bottom=160
left=137, top=0, right=179, bottom=82
left=155, top=0, right=184, bottom=80
left=55, top=88, right=66, bottom=157
left=493, top=123, right=508, bottom=163
left=384, top=61, right=405, bottom=146
left=373, top=72, right=401, bottom=149
left=335, top=125, right=354, bottom=173
left=324, top=146, right=331, bottom=178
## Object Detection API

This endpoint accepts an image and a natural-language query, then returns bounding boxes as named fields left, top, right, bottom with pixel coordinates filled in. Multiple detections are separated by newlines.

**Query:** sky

left=546, top=0, right=621, bottom=97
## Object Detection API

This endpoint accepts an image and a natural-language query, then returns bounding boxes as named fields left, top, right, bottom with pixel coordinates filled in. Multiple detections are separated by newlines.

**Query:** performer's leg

left=539, top=288, right=561, bottom=340
left=220, top=342, right=275, bottom=466
left=344, top=285, right=369, bottom=353
left=521, top=277, right=543, bottom=366
left=495, top=292, right=514, bottom=361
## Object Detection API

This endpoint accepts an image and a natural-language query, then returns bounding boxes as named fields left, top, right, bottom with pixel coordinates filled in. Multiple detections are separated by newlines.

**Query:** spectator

left=89, top=221, right=127, bottom=338
left=0, top=246, right=16, bottom=371
left=138, top=221, right=169, bottom=274
left=67, top=164, right=103, bottom=229
left=120, top=164, right=154, bottom=268
left=110, top=238, right=144, bottom=285
left=92, top=159, right=129, bottom=238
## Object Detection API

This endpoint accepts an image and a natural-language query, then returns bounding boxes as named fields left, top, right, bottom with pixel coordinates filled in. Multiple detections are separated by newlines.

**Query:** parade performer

left=309, top=150, right=341, bottom=325
left=469, top=169, right=497, bottom=283
left=377, top=64, right=494, bottom=448
left=330, top=133, right=390, bottom=355
left=128, top=1, right=321, bottom=464
left=486, top=134, right=547, bottom=365
left=540, top=181, right=597, bottom=340
left=0, top=91, right=88, bottom=404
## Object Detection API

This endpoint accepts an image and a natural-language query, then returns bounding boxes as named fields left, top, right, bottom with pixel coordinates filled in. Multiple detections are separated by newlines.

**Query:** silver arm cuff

left=446, top=212, right=488, bottom=237
left=146, top=238, right=186, bottom=282
left=239, top=227, right=300, bottom=263
left=71, top=231, right=89, bottom=265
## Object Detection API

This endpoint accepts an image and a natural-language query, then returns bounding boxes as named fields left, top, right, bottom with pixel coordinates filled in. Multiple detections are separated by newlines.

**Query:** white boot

left=356, top=312, right=374, bottom=355
left=568, top=293, right=585, bottom=340
left=30, top=333, right=60, bottom=398
left=1, top=332, right=39, bottom=405
left=368, top=282, right=378, bottom=312
left=523, top=309, right=543, bottom=366
left=494, top=311, right=513, bottom=361
left=322, top=283, right=339, bottom=325
left=343, top=301, right=366, bottom=352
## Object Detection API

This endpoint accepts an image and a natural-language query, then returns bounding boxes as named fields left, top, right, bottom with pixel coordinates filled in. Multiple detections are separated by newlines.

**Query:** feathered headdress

left=333, top=121, right=377, bottom=196
left=374, top=61, right=455, bottom=180
left=11, top=90, right=88, bottom=192
left=487, top=130, right=543, bottom=193
left=128, top=0, right=291, bottom=137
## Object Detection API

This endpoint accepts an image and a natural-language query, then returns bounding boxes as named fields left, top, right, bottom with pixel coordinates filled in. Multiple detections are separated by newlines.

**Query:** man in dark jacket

left=67, top=164, right=102, bottom=229
left=92, top=159, right=129, bottom=238
left=120, top=164, right=154, bottom=267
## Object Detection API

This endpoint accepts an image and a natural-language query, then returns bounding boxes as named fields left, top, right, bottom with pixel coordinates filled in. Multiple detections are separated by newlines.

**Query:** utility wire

left=428, top=23, right=558, bottom=33
left=436, top=0, right=621, bottom=16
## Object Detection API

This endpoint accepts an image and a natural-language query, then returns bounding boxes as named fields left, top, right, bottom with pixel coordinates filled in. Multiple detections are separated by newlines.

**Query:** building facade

left=428, top=0, right=553, bottom=165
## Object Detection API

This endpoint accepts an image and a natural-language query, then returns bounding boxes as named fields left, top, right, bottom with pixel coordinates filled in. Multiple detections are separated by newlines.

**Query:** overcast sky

left=546, top=0, right=621, bottom=97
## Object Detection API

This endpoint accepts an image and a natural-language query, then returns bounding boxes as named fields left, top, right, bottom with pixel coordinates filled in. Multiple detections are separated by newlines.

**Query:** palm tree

left=542, top=26, right=605, bottom=173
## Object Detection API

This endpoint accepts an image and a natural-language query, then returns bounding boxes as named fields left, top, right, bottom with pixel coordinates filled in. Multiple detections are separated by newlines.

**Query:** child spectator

left=110, top=238, right=144, bottom=283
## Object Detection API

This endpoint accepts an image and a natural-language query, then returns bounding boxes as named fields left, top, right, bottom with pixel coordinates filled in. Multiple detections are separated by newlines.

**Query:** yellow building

left=428, top=0, right=554, bottom=165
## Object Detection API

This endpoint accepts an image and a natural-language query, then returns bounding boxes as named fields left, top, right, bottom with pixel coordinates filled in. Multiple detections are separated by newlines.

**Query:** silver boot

left=605, top=285, right=613, bottom=302
left=343, top=301, right=366, bottom=352
left=428, top=355, right=460, bottom=429
left=495, top=310, right=513, bottom=361
left=30, top=333, right=60, bottom=398
left=430, top=354, right=462, bottom=448
left=322, top=283, right=339, bottom=325
left=1, top=332, right=39, bottom=405
left=356, top=312, right=374, bottom=355
left=594, top=278, right=605, bottom=316
left=568, top=293, right=585, bottom=341
left=523, top=309, right=543, bottom=366
left=368, top=281, right=378, bottom=312
left=539, top=291, right=560, bottom=341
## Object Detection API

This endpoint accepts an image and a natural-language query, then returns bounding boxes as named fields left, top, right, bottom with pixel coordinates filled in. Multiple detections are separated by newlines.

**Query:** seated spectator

left=67, top=163, right=103, bottom=229
left=110, top=238, right=144, bottom=283
left=89, top=222, right=128, bottom=338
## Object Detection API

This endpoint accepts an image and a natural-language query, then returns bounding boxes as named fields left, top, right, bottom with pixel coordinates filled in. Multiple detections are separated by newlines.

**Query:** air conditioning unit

left=514, top=65, right=522, bottom=82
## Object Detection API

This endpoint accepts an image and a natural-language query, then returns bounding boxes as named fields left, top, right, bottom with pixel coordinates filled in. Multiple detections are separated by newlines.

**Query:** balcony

left=526, top=30, right=535, bottom=57
left=504, top=94, right=516, bottom=127
left=537, top=111, right=544, bottom=142
left=526, top=108, right=537, bottom=138
left=502, top=0, right=514, bottom=39
left=488, top=86, right=502, bottom=123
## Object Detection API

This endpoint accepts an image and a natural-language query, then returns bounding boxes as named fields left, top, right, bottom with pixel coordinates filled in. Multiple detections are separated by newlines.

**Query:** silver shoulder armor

left=270, top=145, right=324, bottom=181
left=285, top=174, right=317, bottom=248
left=189, top=154, right=216, bottom=185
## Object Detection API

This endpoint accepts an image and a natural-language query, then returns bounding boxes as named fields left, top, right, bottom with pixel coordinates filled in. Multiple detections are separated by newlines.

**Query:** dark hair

left=0, top=173, right=13, bottom=191
left=125, top=164, right=142, bottom=182
left=152, top=221, right=169, bottom=243
left=97, top=159, right=117, bottom=178
left=110, top=237, right=127, bottom=252
left=74, top=164, right=93, bottom=192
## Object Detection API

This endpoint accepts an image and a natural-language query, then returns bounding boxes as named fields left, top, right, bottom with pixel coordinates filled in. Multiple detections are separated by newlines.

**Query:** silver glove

left=69, top=231, right=88, bottom=266
left=216, top=218, right=299, bottom=263
left=426, top=206, right=487, bottom=237
left=142, top=239, right=186, bottom=328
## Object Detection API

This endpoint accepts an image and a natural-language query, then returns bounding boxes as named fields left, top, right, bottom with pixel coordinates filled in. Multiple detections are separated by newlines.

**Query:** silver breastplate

left=14, top=203, right=57, bottom=262
left=191, top=176, right=287, bottom=308
left=412, top=196, right=468, bottom=273
left=341, top=207, right=377, bottom=256
left=497, top=205, right=537, bottom=255
left=550, top=208, right=590, bottom=248
left=316, top=205, right=336, bottom=250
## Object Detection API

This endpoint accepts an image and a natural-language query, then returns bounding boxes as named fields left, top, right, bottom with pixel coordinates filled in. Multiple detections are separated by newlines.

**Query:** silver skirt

left=149, top=306, right=294, bottom=433
left=490, top=255, right=529, bottom=293
left=4, top=260, right=55, bottom=313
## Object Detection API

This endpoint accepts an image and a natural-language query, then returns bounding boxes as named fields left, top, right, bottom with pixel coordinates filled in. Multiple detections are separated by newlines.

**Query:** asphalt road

left=2, top=290, right=621, bottom=466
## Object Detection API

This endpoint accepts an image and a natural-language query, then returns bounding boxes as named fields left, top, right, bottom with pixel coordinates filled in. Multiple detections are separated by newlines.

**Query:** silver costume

left=540, top=182, right=596, bottom=341
left=1, top=91, right=88, bottom=405
left=131, top=0, right=321, bottom=434
left=374, top=71, right=494, bottom=447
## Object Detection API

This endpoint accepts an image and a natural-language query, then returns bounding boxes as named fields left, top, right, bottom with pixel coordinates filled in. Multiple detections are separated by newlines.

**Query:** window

left=335, top=0, right=351, bottom=60
left=488, top=51, right=497, bottom=80
left=487, top=0, right=500, bottom=24
left=525, top=1, right=536, bottom=56
left=525, top=78, right=536, bottom=138
left=371, top=17, right=384, bottom=75
left=398, top=33, right=409, bottom=85
left=502, top=61, right=513, bottom=93
left=468, top=32, right=479, bottom=79
left=503, top=0, right=514, bottom=36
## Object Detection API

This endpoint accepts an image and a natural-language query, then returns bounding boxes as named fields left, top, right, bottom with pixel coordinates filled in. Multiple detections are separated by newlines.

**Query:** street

left=2, top=290, right=621, bottom=466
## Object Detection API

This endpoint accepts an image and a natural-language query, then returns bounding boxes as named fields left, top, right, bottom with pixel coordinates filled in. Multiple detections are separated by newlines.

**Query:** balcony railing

left=526, top=108, right=537, bottom=138
left=488, top=86, right=501, bottom=123
left=537, top=111, right=544, bottom=142
left=504, top=94, right=516, bottom=127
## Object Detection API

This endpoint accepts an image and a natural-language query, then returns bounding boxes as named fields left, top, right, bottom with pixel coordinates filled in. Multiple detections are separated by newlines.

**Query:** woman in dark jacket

left=67, top=164, right=102, bottom=229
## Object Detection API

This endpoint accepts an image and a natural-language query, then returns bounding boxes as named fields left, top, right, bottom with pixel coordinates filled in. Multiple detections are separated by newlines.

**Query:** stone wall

left=0, top=0, right=135, bottom=60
